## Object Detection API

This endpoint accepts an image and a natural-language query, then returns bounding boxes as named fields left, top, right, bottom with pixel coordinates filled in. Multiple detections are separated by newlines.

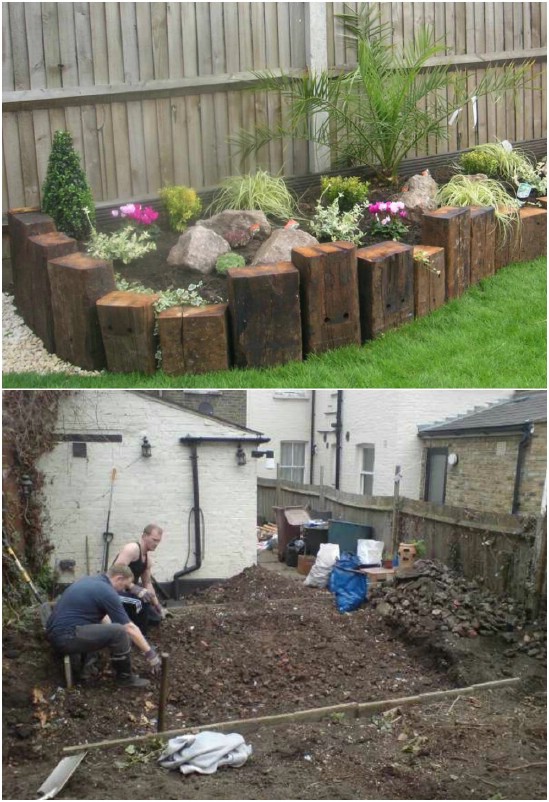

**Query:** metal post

left=391, top=465, right=402, bottom=559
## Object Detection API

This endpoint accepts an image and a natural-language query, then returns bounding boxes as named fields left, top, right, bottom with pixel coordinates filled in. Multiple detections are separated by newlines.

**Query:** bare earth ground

left=3, top=563, right=546, bottom=800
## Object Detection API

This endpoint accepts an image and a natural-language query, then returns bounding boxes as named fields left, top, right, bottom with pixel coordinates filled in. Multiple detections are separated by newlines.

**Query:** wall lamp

left=251, top=449, right=275, bottom=470
left=20, top=474, right=33, bottom=497
left=236, top=445, right=247, bottom=466
left=141, top=436, right=153, bottom=458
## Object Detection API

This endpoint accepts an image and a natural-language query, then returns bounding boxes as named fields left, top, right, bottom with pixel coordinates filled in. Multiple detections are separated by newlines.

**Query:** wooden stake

left=62, top=677, right=521, bottom=754
left=157, top=653, right=169, bottom=733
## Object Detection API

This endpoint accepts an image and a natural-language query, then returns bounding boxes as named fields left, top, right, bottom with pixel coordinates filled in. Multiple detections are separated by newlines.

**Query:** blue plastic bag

left=328, top=553, right=368, bottom=613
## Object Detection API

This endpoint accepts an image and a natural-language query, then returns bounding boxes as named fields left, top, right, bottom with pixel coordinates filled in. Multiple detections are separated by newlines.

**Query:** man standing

left=112, top=524, right=166, bottom=635
left=46, top=564, right=161, bottom=687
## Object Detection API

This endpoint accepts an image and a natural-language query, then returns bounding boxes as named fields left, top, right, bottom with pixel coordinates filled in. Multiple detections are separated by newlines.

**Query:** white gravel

left=2, top=293, right=101, bottom=376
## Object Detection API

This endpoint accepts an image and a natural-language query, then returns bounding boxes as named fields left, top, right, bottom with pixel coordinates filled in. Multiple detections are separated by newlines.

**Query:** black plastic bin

left=302, top=525, right=330, bottom=556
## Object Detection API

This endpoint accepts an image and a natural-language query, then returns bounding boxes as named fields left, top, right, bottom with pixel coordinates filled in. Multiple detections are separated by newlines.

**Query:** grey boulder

left=250, top=228, right=319, bottom=266
left=394, top=171, right=439, bottom=223
left=196, top=210, right=271, bottom=245
left=167, top=226, right=230, bottom=274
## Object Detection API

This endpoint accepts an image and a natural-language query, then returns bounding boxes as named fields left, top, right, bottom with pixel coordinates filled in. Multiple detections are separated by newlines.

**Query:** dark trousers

left=48, top=623, right=130, bottom=659
left=118, top=592, right=152, bottom=636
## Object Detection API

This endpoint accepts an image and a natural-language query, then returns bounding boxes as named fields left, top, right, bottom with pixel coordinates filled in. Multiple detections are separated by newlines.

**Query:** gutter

left=309, top=390, right=316, bottom=485
left=334, top=391, right=343, bottom=490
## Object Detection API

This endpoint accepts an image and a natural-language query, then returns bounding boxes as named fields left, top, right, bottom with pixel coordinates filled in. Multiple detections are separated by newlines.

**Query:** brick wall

left=139, top=390, right=247, bottom=427
left=421, top=423, right=546, bottom=514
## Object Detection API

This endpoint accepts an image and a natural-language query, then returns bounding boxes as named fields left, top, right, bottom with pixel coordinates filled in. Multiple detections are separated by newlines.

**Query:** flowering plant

left=112, top=202, right=159, bottom=226
left=367, top=201, right=408, bottom=240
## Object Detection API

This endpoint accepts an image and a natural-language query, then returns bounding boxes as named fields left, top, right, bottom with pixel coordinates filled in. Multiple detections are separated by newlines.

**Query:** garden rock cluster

left=369, top=559, right=546, bottom=661
left=167, top=225, right=230, bottom=273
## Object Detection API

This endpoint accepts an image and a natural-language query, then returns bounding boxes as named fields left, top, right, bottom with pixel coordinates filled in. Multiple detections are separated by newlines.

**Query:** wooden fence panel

left=1, top=2, right=546, bottom=211
left=257, top=477, right=538, bottom=603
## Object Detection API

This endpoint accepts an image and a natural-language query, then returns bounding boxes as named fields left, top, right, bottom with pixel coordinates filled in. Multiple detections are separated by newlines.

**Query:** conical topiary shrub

left=41, top=130, right=95, bottom=240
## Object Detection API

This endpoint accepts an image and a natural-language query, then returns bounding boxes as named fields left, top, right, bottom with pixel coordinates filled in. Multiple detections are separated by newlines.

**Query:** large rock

left=250, top=228, right=319, bottom=266
left=167, top=226, right=230, bottom=274
left=394, top=171, right=439, bottom=224
left=196, top=210, right=271, bottom=247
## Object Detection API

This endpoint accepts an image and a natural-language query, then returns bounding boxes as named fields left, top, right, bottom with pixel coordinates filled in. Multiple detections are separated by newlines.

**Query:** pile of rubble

left=369, top=559, right=546, bottom=662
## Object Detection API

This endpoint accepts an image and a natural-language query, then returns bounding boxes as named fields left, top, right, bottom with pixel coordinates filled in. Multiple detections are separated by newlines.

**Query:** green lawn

left=4, top=256, right=546, bottom=389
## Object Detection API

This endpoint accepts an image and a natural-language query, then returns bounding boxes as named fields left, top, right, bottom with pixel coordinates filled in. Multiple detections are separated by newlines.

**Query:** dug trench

left=2, top=564, right=546, bottom=800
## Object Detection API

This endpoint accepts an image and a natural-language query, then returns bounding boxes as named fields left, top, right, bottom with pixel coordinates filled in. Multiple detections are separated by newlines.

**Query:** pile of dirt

left=369, top=559, right=547, bottom=662
left=2, top=564, right=546, bottom=800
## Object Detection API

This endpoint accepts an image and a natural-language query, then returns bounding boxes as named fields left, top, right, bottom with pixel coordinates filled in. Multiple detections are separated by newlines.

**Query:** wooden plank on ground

left=48, top=252, right=115, bottom=370
left=228, top=262, right=302, bottom=368
left=97, top=291, right=159, bottom=375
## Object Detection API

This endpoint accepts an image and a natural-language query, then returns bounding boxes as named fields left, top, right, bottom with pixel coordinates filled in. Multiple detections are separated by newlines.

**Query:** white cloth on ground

left=158, top=730, right=252, bottom=775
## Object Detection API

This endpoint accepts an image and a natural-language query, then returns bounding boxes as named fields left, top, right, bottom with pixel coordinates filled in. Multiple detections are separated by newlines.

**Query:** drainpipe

left=334, top=390, right=343, bottom=490
left=309, top=390, right=316, bottom=485
left=512, top=422, right=534, bottom=514
left=175, top=435, right=270, bottom=597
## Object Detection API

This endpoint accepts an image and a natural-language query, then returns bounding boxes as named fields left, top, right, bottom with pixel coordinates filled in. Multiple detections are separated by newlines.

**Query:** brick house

left=418, top=391, right=547, bottom=515
left=36, top=391, right=269, bottom=593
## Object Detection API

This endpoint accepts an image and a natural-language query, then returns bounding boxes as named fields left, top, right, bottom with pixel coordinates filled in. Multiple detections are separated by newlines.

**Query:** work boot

left=116, top=672, right=150, bottom=688
left=112, top=654, right=150, bottom=688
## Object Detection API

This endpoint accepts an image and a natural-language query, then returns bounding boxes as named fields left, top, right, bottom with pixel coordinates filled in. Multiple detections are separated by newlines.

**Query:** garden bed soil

left=111, top=178, right=425, bottom=302
left=3, top=565, right=546, bottom=800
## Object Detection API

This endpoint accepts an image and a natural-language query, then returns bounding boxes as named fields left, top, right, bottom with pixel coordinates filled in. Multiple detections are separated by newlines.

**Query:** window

left=280, top=442, right=306, bottom=483
left=360, top=445, right=375, bottom=494
left=424, top=447, right=448, bottom=504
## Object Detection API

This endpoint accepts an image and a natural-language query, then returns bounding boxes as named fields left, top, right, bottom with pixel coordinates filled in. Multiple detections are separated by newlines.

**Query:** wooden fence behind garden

left=257, top=476, right=544, bottom=607
left=2, top=2, right=547, bottom=212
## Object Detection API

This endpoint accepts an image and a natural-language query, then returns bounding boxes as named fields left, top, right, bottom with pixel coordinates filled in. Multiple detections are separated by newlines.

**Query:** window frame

left=279, top=440, right=307, bottom=483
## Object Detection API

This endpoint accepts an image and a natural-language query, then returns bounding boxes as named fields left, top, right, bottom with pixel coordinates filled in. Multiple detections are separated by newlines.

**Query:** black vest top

left=127, top=542, right=148, bottom=583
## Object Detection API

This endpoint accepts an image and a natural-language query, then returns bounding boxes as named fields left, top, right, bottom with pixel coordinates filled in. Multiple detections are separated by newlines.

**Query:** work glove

left=137, top=588, right=153, bottom=603
left=145, top=647, right=161, bottom=675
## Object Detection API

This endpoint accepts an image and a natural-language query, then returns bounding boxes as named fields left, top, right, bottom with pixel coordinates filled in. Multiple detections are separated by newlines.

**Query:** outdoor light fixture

left=141, top=436, right=152, bottom=458
left=236, top=445, right=247, bottom=466
left=447, top=453, right=459, bottom=467
left=20, top=474, right=33, bottom=497
left=251, top=449, right=275, bottom=470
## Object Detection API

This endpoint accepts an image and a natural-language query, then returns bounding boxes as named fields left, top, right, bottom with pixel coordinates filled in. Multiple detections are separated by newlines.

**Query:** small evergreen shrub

left=159, top=185, right=202, bottom=232
left=41, top=130, right=95, bottom=240
left=215, top=253, right=246, bottom=274
left=320, top=175, right=370, bottom=212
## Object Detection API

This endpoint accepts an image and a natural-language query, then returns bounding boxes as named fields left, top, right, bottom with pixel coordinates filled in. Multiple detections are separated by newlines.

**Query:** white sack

left=357, top=539, right=384, bottom=566
left=158, top=730, right=252, bottom=775
left=304, top=542, right=340, bottom=588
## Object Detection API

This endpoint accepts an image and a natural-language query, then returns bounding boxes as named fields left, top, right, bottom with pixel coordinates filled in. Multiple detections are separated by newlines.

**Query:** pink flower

left=369, top=203, right=380, bottom=214
left=396, top=201, right=406, bottom=210
left=399, top=210, right=407, bottom=218
left=378, top=202, right=387, bottom=212
left=381, top=216, right=391, bottom=226
left=389, top=202, right=400, bottom=215
left=120, top=203, right=136, bottom=217
left=111, top=209, right=119, bottom=217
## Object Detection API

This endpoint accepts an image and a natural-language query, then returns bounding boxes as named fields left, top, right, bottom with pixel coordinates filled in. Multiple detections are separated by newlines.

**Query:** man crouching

left=46, top=564, right=161, bottom=687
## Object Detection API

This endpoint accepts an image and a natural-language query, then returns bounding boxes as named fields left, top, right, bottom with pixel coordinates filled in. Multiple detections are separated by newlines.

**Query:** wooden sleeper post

left=356, top=241, right=414, bottom=341
left=27, top=232, right=78, bottom=352
left=291, top=241, right=361, bottom=355
left=421, top=206, right=471, bottom=298
left=412, top=245, right=446, bottom=317
left=47, top=252, right=116, bottom=370
left=97, top=291, right=159, bottom=375
left=515, top=207, right=547, bottom=263
left=227, top=262, right=302, bottom=368
left=157, top=303, right=230, bottom=375
left=469, top=206, right=496, bottom=283
left=7, top=211, right=56, bottom=329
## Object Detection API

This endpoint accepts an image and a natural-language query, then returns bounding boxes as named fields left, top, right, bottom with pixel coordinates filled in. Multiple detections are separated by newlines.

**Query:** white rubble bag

left=158, top=731, right=252, bottom=775
left=356, top=539, right=384, bottom=566
left=304, top=542, right=340, bottom=588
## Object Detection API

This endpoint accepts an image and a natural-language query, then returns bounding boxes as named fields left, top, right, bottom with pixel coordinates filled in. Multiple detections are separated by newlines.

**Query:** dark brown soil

left=2, top=565, right=546, bottom=800
left=112, top=178, right=424, bottom=302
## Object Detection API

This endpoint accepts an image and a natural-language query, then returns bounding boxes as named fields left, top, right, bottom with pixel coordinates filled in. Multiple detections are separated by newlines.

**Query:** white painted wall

left=247, top=390, right=513, bottom=498
left=37, top=391, right=260, bottom=583
left=246, top=390, right=313, bottom=481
